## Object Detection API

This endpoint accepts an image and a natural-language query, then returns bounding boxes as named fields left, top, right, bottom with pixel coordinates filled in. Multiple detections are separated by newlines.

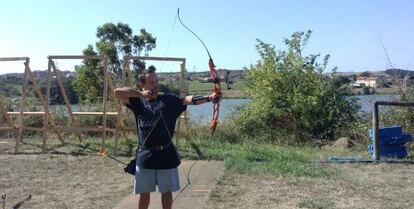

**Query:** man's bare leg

left=138, top=193, right=150, bottom=209
left=161, top=192, right=173, bottom=209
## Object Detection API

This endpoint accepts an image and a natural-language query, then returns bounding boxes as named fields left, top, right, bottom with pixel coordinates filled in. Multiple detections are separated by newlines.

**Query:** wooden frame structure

left=0, top=57, right=63, bottom=153
left=0, top=55, right=190, bottom=155
left=47, top=55, right=116, bottom=154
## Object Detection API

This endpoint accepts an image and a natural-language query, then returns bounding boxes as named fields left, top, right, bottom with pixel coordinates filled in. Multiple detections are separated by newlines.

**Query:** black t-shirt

left=125, top=93, right=187, bottom=169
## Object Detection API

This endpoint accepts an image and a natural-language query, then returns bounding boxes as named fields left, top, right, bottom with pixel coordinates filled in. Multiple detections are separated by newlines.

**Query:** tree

left=240, top=30, right=360, bottom=141
left=73, top=22, right=157, bottom=103
left=73, top=45, right=103, bottom=103
left=335, top=75, right=351, bottom=86
left=41, top=78, right=78, bottom=105
left=359, top=71, right=370, bottom=77
left=352, top=74, right=357, bottom=82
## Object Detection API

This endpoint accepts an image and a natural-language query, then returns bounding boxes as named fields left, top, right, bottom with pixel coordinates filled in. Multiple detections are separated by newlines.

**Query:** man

left=114, top=68, right=221, bottom=209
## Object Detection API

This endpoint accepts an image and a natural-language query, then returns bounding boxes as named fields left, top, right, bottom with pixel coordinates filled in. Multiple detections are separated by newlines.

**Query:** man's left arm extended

left=183, top=93, right=221, bottom=105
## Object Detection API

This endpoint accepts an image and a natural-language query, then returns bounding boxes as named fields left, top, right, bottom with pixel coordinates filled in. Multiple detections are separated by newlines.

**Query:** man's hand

left=209, top=92, right=222, bottom=103
left=141, top=90, right=153, bottom=100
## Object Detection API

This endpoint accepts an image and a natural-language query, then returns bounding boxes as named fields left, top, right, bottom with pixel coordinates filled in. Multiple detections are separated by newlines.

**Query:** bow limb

left=209, top=59, right=221, bottom=135
left=177, top=8, right=222, bottom=135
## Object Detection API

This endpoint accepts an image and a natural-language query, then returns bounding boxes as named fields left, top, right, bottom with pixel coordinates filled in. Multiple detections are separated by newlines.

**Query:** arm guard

left=191, top=95, right=211, bottom=105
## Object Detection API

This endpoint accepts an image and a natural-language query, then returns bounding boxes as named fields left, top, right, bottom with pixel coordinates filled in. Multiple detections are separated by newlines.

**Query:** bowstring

left=159, top=11, right=178, bottom=72
left=159, top=9, right=193, bottom=199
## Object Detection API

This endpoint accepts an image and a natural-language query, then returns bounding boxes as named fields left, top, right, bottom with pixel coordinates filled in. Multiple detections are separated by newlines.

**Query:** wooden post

left=27, top=67, right=64, bottom=144
left=180, top=62, right=189, bottom=139
left=42, top=60, right=52, bottom=152
left=122, top=58, right=127, bottom=86
left=125, top=57, right=133, bottom=87
left=29, top=66, right=65, bottom=141
left=107, top=72, right=122, bottom=155
left=101, top=58, right=109, bottom=153
left=50, top=59, right=83, bottom=142
left=16, top=58, right=30, bottom=153
left=0, top=96, right=16, bottom=138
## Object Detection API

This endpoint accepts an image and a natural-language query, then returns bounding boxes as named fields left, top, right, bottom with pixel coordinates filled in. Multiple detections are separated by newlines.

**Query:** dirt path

left=206, top=163, right=414, bottom=209
left=112, top=160, right=225, bottom=209
left=0, top=153, right=133, bottom=209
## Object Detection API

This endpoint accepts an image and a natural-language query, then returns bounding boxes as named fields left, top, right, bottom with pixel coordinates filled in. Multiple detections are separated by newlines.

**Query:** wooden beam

left=6, top=111, right=120, bottom=116
left=23, top=127, right=45, bottom=131
left=48, top=55, right=103, bottom=60
left=7, top=112, right=120, bottom=116
left=118, top=127, right=137, bottom=132
left=51, top=60, right=83, bottom=142
left=0, top=127, right=13, bottom=131
left=27, top=62, right=64, bottom=147
left=51, top=60, right=75, bottom=120
left=53, top=126, right=116, bottom=133
left=0, top=57, right=28, bottom=61
left=72, top=112, right=119, bottom=116
left=126, top=56, right=186, bottom=62
left=27, top=70, right=46, bottom=104
left=18, top=125, right=137, bottom=133
left=7, top=112, right=49, bottom=115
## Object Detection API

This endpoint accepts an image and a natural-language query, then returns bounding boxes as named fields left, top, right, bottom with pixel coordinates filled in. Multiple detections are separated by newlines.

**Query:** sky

left=0, top=0, right=414, bottom=74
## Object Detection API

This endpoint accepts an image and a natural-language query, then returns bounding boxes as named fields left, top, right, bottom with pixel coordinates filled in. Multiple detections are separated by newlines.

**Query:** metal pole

left=1, top=194, right=6, bottom=209
left=372, top=101, right=414, bottom=160
left=373, top=102, right=379, bottom=160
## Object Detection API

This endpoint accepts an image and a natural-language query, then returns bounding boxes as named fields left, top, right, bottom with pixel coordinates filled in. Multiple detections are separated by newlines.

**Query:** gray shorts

left=134, top=165, right=180, bottom=194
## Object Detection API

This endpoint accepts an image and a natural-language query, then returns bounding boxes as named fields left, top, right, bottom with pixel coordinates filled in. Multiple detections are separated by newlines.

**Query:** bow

left=177, top=8, right=222, bottom=136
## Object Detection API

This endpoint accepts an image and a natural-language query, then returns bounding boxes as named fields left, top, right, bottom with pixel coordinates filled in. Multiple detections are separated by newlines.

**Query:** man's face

left=140, top=72, right=160, bottom=95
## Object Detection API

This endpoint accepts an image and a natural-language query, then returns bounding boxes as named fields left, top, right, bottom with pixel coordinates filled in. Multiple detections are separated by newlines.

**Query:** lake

left=47, top=95, right=400, bottom=123
left=351, top=94, right=399, bottom=112
left=187, top=94, right=401, bottom=122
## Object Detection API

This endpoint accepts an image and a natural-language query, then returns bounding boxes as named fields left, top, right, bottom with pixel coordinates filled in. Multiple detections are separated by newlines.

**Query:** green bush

left=362, top=86, right=370, bottom=95
left=239, top=31, right=361, bottom=142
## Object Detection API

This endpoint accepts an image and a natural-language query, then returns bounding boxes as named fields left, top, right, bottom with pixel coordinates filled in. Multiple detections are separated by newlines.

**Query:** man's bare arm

left=114, top=87, right=149, bottom=105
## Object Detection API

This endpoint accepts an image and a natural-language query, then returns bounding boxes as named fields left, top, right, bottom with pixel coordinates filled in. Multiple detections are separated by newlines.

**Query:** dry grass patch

left=0, top=137, right=134, bottom=209
left=207, top=163, right=414, bottom=209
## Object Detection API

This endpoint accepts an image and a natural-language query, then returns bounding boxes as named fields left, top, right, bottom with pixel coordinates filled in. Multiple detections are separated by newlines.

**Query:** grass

left=3, top=134, right=414, bottom=209
left=1, top=132, right=362, bottom=179
left=187, top=80, right=248, bottom=98
left=298, top=198, right=335, bottom=209
left=187, top=80, right=247, bottom=92
left=177, top=138, right=363, bottom=178
left=159, top=80, right=248, bottom=98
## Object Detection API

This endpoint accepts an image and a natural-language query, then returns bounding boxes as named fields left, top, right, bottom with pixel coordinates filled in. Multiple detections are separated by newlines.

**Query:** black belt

left=139, top=141, right=172, bottom=151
